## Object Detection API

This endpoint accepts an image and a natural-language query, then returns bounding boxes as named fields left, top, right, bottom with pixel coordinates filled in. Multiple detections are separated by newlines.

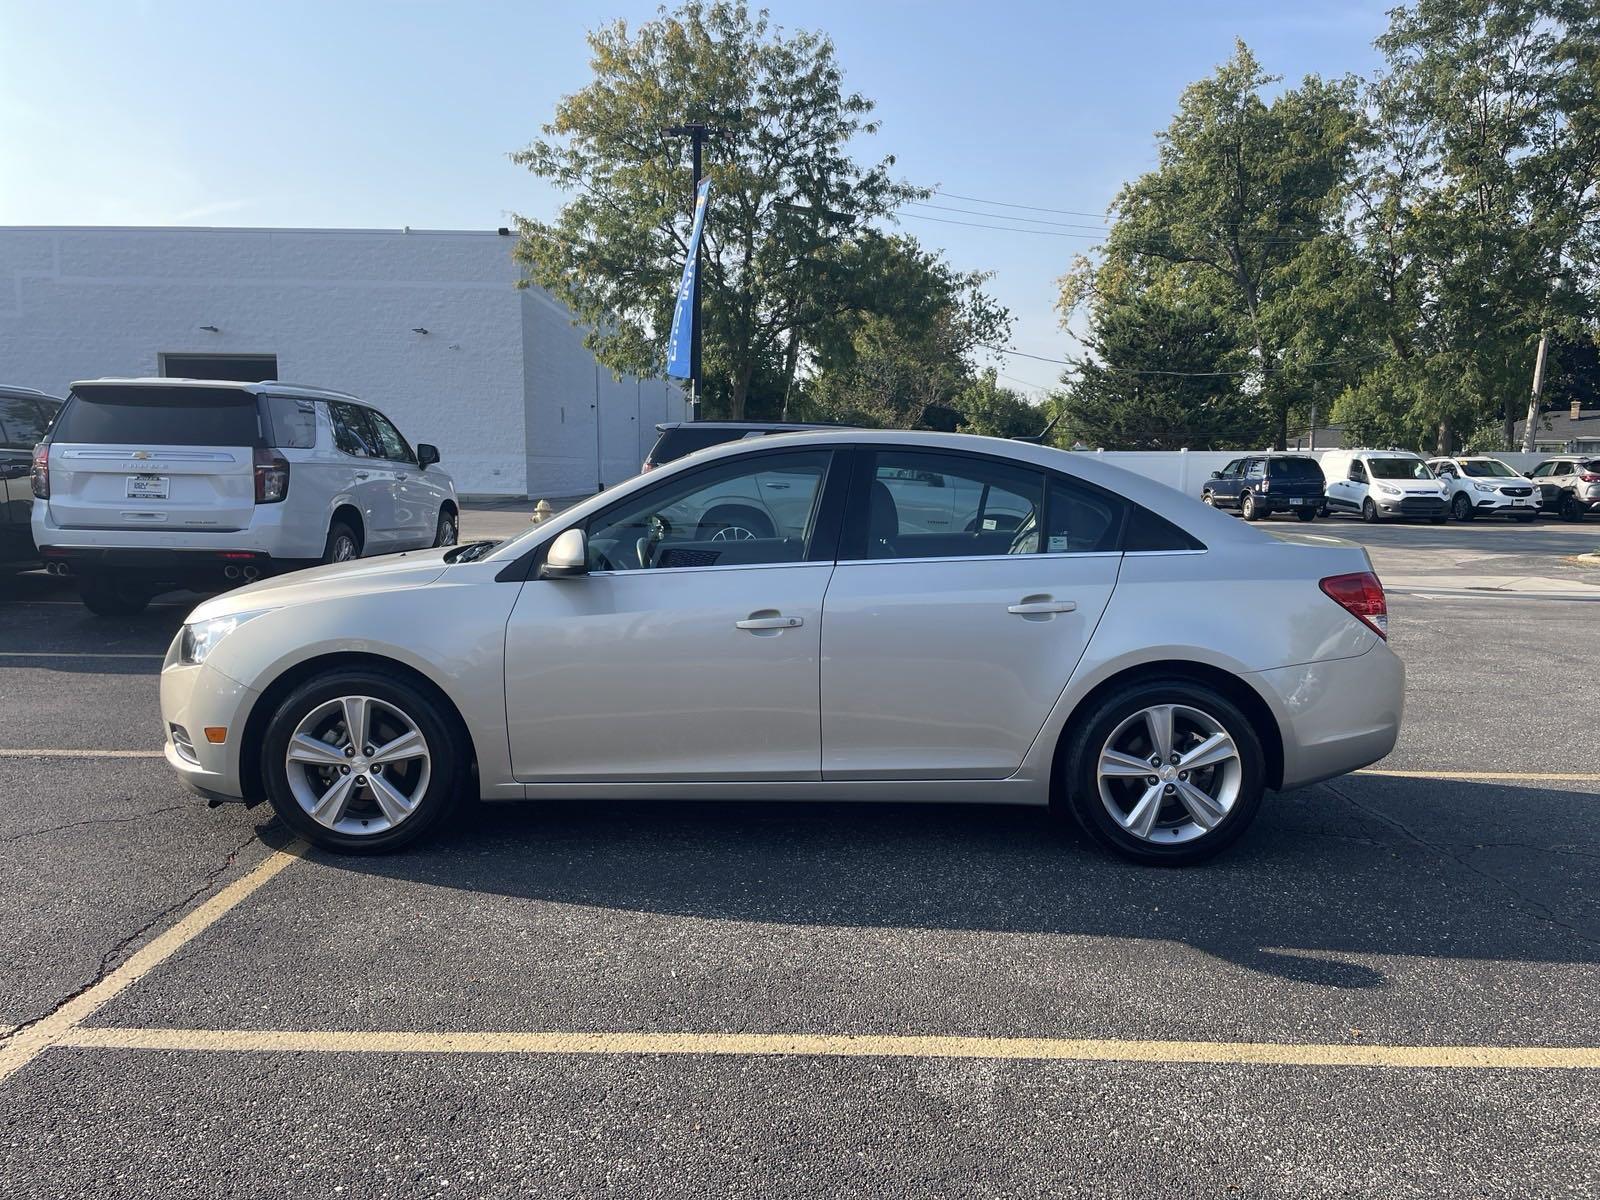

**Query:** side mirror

left=416, top=443, right=440, bottom=468
left=540, top=527, right=588, bottom=578
left=1209, top=470, right=1222, bottom=479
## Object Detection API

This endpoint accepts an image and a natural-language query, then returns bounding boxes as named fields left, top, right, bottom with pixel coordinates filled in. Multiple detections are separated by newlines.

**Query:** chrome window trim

left=585, top=559, right=835, bottom=579
left=833, top=550, right=1125, bottom=567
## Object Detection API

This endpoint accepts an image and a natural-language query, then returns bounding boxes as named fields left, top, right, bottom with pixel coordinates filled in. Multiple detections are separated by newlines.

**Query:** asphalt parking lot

left=1, top=514, right=1597, bottom=1198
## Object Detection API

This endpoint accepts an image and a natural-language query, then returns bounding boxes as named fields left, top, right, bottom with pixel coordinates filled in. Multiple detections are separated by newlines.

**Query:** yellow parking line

left=56, top=1026, right=1600, bottom=1070
left=0, top=841, right=305, bottom=1086
left=1358, top=769, right=1600, bottom=783
left=0, top=748, right=162, bottom=758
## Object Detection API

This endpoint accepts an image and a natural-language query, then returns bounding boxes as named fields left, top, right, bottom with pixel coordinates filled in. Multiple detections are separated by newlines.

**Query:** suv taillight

left=30, top=443, right=48, bottom=499
left=1580, top=472, right=1599, bottom=483
left=254, top=447, right=290, bottom=504
left=1320, top=571, right=1388, bottom=639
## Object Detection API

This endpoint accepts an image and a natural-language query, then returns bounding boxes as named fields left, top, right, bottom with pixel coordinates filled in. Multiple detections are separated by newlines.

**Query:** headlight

left=1471, top=480, right=1492, bottom=493
left=1376, top=483, right=1402, bottom=497
left=178, top=610, right=271, bottom=665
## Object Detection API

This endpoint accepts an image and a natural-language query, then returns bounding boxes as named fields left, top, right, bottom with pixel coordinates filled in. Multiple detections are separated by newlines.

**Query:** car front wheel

left=1451, top=494, right=1473, bottom=521
left=1058, top=680, right=1265, bottom=865
left=1362, top=498, right=1381, bottom=523
left=261, top=669, right=464, bottom=853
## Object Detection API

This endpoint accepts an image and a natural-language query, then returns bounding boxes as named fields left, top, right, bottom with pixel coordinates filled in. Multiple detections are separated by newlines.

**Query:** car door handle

left=1007, top=600, right=1077, bottom=615
left=736, top=615, right=803, bottom=630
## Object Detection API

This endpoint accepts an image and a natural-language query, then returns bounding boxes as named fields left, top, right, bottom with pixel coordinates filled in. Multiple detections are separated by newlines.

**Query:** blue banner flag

left=665, top=179, right=712, bottom=380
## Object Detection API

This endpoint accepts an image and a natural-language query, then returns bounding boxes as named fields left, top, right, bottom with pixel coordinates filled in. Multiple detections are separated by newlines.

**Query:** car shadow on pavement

left=320, top=775, right=1599, bottom=991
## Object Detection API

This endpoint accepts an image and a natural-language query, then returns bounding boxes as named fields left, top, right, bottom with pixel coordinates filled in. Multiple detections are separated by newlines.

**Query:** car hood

left=186, top=549, right=453, bottom=622
left=1374, top=479, right=1443, bottom=493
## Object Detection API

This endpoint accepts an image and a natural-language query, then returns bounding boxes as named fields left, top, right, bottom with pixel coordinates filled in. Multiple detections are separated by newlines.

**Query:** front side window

left=860, top=450, right=1044, bottom=560
left=1220, top=459, right=1241, bottom=478
left=329, top=401, right=382, bottom=458
left=366, top=410, right=416, bottom=463
left=584, top=449, right=832, bottom=571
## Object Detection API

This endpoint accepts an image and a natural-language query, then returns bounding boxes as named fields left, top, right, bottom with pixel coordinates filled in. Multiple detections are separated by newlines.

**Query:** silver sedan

left=160, top=430, right=1404, bottom=864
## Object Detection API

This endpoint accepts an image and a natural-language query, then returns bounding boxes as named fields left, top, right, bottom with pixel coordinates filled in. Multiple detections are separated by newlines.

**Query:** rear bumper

left=1256, top=493, right=1323, bottom=512
left=1256, top=642, right=1405, bottom=791
left=36, top=545, right=315, bottom=585
left=31, top=499, right=325, bottom=561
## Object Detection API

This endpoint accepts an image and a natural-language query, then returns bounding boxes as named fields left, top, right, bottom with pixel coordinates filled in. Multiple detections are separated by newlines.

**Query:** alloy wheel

left=436, top=513, right=458, bottom=547
left=332, top=534, right=357, bottom=562
left=1096, top=703, right=1242, bottom=845
left=284, top=695, right=432, bottom=836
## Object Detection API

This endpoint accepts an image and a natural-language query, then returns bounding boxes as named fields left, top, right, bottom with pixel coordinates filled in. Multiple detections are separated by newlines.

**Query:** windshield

left=52, top=385, right=263, bottom=446
left=1460, top=460, right=1517, bottom=478
left=1368, top=457, right=1433, bottom=481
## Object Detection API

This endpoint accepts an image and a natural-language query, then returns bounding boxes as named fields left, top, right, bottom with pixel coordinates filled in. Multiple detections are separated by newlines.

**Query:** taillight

left=1580, top=473, right=1599, bottom=483
left=30, top=443, right=48, bottom=499
left=1320, top=571, right=1388, bottom=639
left=253, top=448, right=290, bottom=504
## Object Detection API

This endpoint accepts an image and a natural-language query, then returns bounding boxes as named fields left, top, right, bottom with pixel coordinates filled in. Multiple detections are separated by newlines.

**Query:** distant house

left=1515, top=403, right=1600, bottom=454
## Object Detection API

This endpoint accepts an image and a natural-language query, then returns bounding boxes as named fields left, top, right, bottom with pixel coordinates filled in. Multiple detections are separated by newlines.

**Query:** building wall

left=0, top=226, right=685, bottom=497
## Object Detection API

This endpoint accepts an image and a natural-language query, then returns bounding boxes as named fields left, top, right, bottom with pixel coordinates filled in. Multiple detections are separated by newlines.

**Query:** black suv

left=0, top=386, right=63, bottom=564
left=642, top=421, right=846, bottom=472
left=1202, top=454, right=1327, bottom=522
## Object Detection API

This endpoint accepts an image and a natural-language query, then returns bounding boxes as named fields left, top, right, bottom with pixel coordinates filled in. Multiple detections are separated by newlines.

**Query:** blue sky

left=0, top=1, right=1390, bottom=394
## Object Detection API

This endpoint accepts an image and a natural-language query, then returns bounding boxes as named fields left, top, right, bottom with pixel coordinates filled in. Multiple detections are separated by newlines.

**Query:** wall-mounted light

left=199, top=324, right=219, bottom=332
left=412, top=327, right=429, bottom=335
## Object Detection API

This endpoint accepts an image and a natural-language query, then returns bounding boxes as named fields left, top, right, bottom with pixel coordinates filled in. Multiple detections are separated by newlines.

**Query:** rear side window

left=51, top=385, right=263, bottom=446
left=263, top=395, right=318, bottom=449
left=648, top=426, right=754, bottom=466
left=329, top=401, right=383, bottom=458
left=1043, top=478, right=1123, bottom=552
left=1266, top=457, right=1323, bottom=481
left=0, top=397, right=53, bottom=449
left=1123, top=505, right=1205, bottom=552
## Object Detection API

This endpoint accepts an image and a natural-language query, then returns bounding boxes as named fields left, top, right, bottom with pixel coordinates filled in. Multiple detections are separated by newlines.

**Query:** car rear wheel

left=322, top=520, right=361, bottom=564
left=78, top=574, right=153, bottom=617
left=1058, top=680, right=1265, bottom=865
left=1241, top=492, right=1260, bottom=521
left=1560, top=494, right=1583, bottom=522
left=1451, top=493, right=1473, bottom=521
left=261, top=669, right=464, bottom=853
left=1295, top=508, right=1317, bottom=522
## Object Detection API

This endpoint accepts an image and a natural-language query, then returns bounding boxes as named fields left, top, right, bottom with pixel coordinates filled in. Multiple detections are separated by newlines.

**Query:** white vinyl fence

left=1081, top=448, right=1549, bottom=500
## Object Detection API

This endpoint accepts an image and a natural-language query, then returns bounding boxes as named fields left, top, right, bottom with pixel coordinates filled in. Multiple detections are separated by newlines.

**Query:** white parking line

left=1357, top=769, right=1600, bottom=784
left=56, top=1026, right=1600, bottom=1071
left=0, top=748, right=163, bottom=759
left=0, top=841, right=306, bottom=1086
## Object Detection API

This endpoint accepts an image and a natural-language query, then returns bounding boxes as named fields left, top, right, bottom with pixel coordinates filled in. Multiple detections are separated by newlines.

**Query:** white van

left=1320, top=449, right=1448, bottom=523
left=32, top=378, right=458, bottom=615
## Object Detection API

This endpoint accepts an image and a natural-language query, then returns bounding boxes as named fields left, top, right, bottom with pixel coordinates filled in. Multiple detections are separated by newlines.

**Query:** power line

left=901, top=212, right=1107, bottom=239
left=933, top=190, right=1112, bottom=220
left=981, top=343, right=1385, bottom=377
left=905, top=201, right=1110, bottom=232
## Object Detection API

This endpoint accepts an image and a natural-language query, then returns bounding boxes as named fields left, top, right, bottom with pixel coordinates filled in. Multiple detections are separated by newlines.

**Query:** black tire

left=1056, top=679, right=1266, bottom=866
left=322, top=520, right=362, bottom=564
left=695, top=506, right=774, bottom=542
left=1361, top=498, right=1381, bottom=523
left=78, top=575, right=152, bottom=617
left=1451, top=493, right=1473, bottom=522
left=1560, top=494, right=1582, bottom=523
left=260, top=668, right=465, bottom=854
left=433, top=507, right=459, bottom=548
left=1241, top=491, right=1261, bottom=521
left=1295, top=508, right=1317, bottom=522
left=1201, top=490, right=1216, bottom=507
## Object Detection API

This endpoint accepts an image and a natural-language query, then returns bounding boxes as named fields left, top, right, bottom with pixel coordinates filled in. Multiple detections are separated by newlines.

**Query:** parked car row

left=8, top=377, right=458, bottom=614
left=1201, top=448, right=1598, bottom=524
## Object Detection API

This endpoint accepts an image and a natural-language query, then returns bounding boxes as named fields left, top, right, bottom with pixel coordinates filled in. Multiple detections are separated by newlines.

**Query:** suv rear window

left=1266, top=457, right=1324, bottom=481
left=52, top=386, right=263, bottom=447
left=646, top=426, right=753, bottom=466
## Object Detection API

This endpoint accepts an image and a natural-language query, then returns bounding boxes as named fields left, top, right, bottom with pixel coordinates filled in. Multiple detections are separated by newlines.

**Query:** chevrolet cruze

left=160, top=430, right=1404, bottom=864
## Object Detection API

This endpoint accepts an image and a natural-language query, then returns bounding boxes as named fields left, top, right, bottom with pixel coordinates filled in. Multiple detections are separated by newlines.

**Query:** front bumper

left=1256, top=641, right=1405, bottom=791
left=160, top=649, right=259, bottom=800
left=1375, top=495, right=1446, bottom=517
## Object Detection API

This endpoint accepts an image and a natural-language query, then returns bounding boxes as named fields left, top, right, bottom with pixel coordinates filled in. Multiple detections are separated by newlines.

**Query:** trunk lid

left=45, top=384, right=262, bottom=532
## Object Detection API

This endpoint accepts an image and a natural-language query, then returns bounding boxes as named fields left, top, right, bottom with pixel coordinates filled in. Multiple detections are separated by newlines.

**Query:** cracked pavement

left=0, top=519, right=1597, bottom=1198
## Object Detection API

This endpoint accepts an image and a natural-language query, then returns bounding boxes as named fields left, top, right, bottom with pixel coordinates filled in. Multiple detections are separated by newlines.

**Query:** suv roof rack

left=258, top=380, right=366, bottom=401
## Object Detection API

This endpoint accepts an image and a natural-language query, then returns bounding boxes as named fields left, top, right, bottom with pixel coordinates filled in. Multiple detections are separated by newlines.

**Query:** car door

left=1210, top=459, right=1242, bottom=506
left=819, top=447, right=1123, bottom=780
left=327, top=401, right=400, bottom=549
left=0, top=396, right=52, bottom=552
left=504, top=447, right=841, bottom=782
left=365, top=407, right=438, bottom=547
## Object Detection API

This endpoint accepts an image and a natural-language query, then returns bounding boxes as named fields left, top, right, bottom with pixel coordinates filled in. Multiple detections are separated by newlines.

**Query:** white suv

left=1426, top=456, right=1539, bottom=522
left=32, top=378, right=458, bottom=615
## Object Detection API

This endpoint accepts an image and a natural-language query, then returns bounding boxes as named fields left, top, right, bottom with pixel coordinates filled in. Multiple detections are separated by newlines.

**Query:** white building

left=0, top=226, right=686, bottom=497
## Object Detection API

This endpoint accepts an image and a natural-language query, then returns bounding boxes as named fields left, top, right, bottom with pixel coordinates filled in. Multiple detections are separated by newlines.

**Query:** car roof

left=67, top=377, right=372, bottom=405
left=0, top=384, right=64, bottom=403
left=653, top=420, right=842, bottom=432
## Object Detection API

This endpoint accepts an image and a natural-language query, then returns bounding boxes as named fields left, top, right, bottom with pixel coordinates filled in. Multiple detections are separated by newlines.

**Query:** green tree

left=511, top=1, right=918, bottom=418
left=1064, top=42, right=1365, bottom=448
left=952, top=371, right=1046, bottom=440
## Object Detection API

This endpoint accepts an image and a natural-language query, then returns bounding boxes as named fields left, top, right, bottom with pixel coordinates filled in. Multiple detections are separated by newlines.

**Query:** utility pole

left=662, top=122, right=723, bottom=417
left=1520, top=332, right=1549, bottom=453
